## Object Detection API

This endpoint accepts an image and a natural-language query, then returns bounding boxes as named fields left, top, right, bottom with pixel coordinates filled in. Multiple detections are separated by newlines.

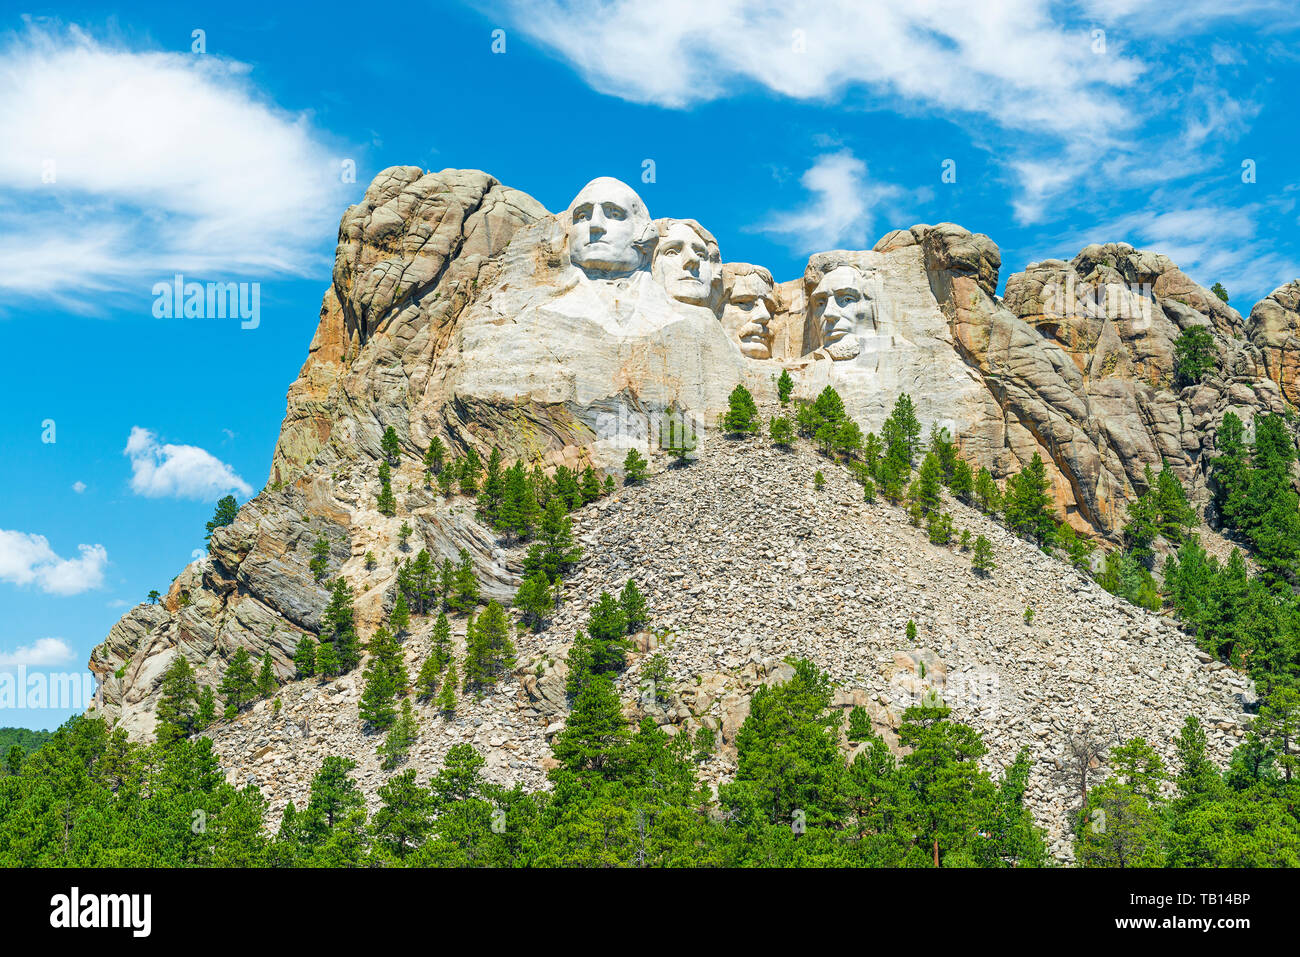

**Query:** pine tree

left=514, top=571, right=554, bottom=632
left=316, top=640, right=339, bottom=677
left=1123, top=465, right=1161, bottom=563
left=835, top=419, right=864, bottom=460
left=156, top=655, right=200, bottom=743
left=205, top=494, right=239, bottom=545
left=926, top=510, right=954, bottom=545
left=376, top=461, right=397, bottom=516
left=219, top=647, right=258, bottom=719
left=459, top=448, right=481, bottom=495
left=1174, top=325, right=1217, bottom=387
left=310, top=534, right=330, bottom=581
left=381, top=426, right=402, bottom=465
left=463, top=601, right=515, bottom=693
left=423, top=436, right=446, bottom=475
left=436, top=664, right=458, bottom=714
left=196, top=685, right=216, bottom=729
left=949, top=458, right=974, bottom=503
left=449, top=548, right=479, bottom=613
left=579, top=466, right=603, bottom=504
left=552, top=673, right=629, bottom=777
left=848, top=705, right=873, bottom=741
left=522, top=498, right=583, bottom=584
left=478, top=448, right=505, bottom=524
left=498, top=460, right=540, bottom=541
left=360, top=626, right=406, bottom=731
left=378, top=700, right=419, bottom=771
left=723, top=383, right=760, bottom=435
left=416, top=653, right=441, bottom=700
left=1004, top=453, right=1056, bottom=546
left=929, top=424, right=960, bottom=484
left=658, top=408, right=698, bottom=465
left=916, top=452, right=944, bottom=513
left=770, top=415, right=794, bottom=448
left=147, top=589, right=161, bottom=604
left=390, top=591, right=411, bottom=637
left=881, top=393, right=922, bottom=466
left=586, top=591, right=629, bottom=675
left=620, top=578, right=647, bottom=633
left=321, top=578, right=361, bottom=673
left=256, top=652, right=277, bottom=698
left=623, top=448, right=649, bottom=484
left=429, top=612, right=452, bottom=673
left=777, top=368, right=794, bottom=405
left=436, top=467, right=455, bottom=498
left=974, top=467, right=1002, bottom=515
left=553, top=465, right=583, bottom=510
left=1154, top=463, right=1197, bottom=544
left=972, top=535, right=995, bottom=576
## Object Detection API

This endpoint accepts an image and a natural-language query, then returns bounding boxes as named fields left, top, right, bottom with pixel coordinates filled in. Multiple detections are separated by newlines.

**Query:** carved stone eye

left=602, top=203, right=626, bottom=221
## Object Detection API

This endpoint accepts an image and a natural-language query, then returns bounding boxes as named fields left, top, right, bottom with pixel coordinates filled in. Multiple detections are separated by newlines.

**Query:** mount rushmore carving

left=275, top=166, right=1294, bottom=545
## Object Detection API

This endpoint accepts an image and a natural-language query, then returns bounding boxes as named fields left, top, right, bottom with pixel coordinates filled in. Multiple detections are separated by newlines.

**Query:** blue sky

left=2, top=0, right=1298, bottom=729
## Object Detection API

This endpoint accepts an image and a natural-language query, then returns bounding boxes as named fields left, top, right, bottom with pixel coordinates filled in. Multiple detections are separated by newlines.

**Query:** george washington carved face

left=566, top=177, right=656, bottom=280
left=810, top=264, right=874, bottom=360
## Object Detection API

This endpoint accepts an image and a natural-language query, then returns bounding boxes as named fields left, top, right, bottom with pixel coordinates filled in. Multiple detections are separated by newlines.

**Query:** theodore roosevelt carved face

left=810, top=264, right=874, bottom=360
left=566, top=177, right=656, bottom=280
left=722, top=263, right=777, bottom=359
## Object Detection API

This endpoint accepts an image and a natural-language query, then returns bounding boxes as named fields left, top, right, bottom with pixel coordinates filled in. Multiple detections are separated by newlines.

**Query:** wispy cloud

left=0, top=22, right=353, bottom=309
left=124, top=426, right=252, bottom=500
left=752, top=150, right=903, bottom=253
left=0, top=530, right=107, bottom=595
left=493, top=0, right=1142, bottom=137
left=0, top=636, right=76, bottom=667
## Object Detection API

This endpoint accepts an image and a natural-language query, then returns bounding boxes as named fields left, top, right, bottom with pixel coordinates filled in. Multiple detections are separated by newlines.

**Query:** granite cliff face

left=88, top=168, right=1294, bottom=843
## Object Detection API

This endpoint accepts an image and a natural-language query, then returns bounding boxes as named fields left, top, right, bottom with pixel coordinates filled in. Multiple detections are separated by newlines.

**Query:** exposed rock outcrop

left=87, top=167, right=1294, bottom=859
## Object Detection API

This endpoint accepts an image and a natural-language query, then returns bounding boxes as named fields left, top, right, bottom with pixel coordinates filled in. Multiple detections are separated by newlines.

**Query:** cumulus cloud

left=72, top=481, right=86, bottom=494
left=0, top=637, right=76, bottom=667
left=0, top=530, right=107, bottom=595
left=124, top=426, right=252, bottom=500
left=752, top=151, right=903, bottom=252
left=0, top=23, right=353, bottom=307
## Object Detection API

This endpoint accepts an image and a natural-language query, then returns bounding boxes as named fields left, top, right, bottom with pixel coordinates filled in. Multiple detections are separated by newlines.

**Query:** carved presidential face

left=722, top=268, right=777, bottom=359
left=566, top=177, right=654, bottom=279
left=811, top=265, right=872, bottom=360
left=653, top=221, right=721, bottom=309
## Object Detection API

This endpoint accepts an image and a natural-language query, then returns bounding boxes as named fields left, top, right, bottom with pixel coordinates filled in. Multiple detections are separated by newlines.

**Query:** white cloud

left=0, top=637, right=76, bottom=668
left=124, top=426, right=252, bottom=500
left=0, top=530, right=107, bottom=595
left=0, top=637, right=76, bottom=667
left=494, top=0, right=1143, bottom=136
left=71, top=481, right=86, bottom=494
left=753, top=151, right=903, bottom=252
left=0, top=23, right=352, bottom=307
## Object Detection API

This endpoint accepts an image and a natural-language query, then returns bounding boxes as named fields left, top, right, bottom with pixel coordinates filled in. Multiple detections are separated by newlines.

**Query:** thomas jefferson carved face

left=722, top=265, right=777, bottom=359
left=653, top=220, right=722, bottom=311
left=566, top=177, right=655, bottom=279
left=810, top=264, right=873, bottom=360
